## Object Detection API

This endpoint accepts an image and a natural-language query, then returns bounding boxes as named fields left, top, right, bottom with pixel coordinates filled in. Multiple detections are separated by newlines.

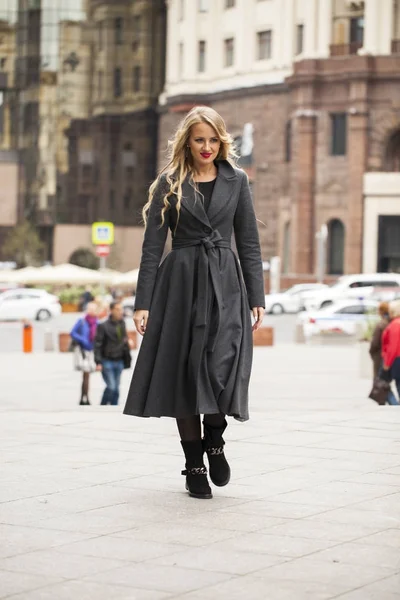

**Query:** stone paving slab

left=1, top=345, right=400, bottom=599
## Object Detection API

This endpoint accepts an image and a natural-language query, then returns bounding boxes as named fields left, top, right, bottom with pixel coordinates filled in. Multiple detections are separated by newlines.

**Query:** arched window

left=327, top=219, right=345, bottom=275
left=282, top=221, right=291, bottom=274
left=285, top=120, right=292, bottom=162
left=383, top=128, right=400, bottom=172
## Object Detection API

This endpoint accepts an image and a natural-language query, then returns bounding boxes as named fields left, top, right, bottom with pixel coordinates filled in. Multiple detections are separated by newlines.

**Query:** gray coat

left=123, top=160, right=265, bottom=422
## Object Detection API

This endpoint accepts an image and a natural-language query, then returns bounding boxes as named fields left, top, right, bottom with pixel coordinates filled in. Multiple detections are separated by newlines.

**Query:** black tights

left=81, top=372, right=90, bottom=400
left=177, top=413, right=225, bottom=441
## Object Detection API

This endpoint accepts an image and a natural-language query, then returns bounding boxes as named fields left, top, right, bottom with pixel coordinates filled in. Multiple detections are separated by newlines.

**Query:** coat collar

left=180, top=160, right=238, bottom=227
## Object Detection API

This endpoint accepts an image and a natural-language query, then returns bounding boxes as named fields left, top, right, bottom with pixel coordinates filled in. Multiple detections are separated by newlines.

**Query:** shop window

left=331, top=113, right=347, bottom=156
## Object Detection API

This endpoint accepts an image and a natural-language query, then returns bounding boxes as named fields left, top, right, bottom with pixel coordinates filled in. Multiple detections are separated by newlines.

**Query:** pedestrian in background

left=123, top=106, right=265, bottom=500
left=94, top=301, right=132, bottom=405
left=70, top=301, right=99, bottom=405
left=369, top=301, right=390, bottom=379
left=79, top=286, right=94, bottom=312
left=382, top=300, right=400, bottom=405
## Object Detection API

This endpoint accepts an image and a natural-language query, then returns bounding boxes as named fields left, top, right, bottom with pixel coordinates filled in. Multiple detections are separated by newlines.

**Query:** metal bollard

left=44, top=327, right=54, bottom=352
left=23, top=321, right=33, bottom=353
left=294, top=323, right=306, bottom=344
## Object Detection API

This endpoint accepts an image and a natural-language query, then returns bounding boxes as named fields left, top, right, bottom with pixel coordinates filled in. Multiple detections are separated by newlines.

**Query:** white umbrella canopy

left=1, top=267, right=43, bottom=284
left=2, top=264, right=106, bottom=285
left=45, top=264, right=106, bottom=285
left=99, top=268, right=123, bottom=285
left=112, top=268, right=139, bottom=288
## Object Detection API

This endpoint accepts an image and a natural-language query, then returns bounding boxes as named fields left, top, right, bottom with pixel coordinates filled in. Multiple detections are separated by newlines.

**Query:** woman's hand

left=133, top=310, right=149, bottom=336
left=252, top=307, right=265, bottom=332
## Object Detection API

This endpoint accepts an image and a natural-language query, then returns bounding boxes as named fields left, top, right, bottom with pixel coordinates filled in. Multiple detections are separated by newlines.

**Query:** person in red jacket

left=382, top=300, right=400, bottom=405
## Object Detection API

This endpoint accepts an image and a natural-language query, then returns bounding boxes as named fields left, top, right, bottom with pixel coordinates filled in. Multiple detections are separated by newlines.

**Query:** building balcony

left=330, top=42, right=363, bottom=57
left=35, top=208, right=56, bottom=226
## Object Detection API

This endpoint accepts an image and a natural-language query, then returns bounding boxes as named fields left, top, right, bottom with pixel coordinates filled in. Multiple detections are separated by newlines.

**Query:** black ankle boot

left=203, top=419, right=231, bottom=487
left=180, top=440, right=212, bottom=499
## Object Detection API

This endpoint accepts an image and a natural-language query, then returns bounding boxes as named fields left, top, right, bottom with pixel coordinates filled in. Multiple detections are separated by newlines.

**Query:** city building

left=0, top=4, right=19, bottom=252
left=0, top=0, right=166, bottom=271
left=159, top=0, right=400, bottom=281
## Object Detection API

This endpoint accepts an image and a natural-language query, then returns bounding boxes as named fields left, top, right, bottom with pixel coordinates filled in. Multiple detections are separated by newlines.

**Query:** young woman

left=70, top=301, right=99, bottom=405
left=123, top=106, right=265, bottom=499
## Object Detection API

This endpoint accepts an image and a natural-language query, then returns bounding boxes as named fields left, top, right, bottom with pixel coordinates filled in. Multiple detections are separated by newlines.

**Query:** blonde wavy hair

left=142, top=106, right=237, bottom=228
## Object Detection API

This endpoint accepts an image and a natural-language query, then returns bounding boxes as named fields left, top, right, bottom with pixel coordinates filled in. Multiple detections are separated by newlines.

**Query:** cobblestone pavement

left=1, top=345, right=400, bottom=599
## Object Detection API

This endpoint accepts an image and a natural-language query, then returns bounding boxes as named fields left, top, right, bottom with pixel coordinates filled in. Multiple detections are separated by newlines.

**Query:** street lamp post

left=316, top=224, right=328, bottom=284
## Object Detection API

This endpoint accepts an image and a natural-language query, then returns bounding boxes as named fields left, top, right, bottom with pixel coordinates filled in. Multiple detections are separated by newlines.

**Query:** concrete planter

left=253, top=326, right=274, bottom=346
left=61, top=303, right=79, bottom=313
left=59, top=333, right=71, bottom=353
left=359, top=341, right=372, bottom=380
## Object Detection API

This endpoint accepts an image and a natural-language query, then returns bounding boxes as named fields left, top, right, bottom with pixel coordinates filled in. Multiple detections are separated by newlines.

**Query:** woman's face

left=187, top=122, right=221, bottom=169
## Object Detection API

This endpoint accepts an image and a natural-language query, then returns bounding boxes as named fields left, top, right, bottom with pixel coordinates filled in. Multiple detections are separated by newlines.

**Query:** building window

left=327, top=219, right=345, bottom=275
left=296, top=24, right=304, bottom=55
left=132, top=15, right=141, bottom=51
left=331, top=113, right=347, bottom=156
left=257, top=30, right=272, bottom=60
left=179, top=0, right=185, bottom=21
left=225, top=0, right=235, bottom=7
left=115, top=17, right=123, bottom=45
left=383, top=128, right=400, bottom=172
left=224, top=38, right=234, bottom=67
left=198, top=40, right=206, bottom=73
left=114, top=67, right=122, bottom=98
left=133, top=66, right=141, bottom=92
left=179, top=42, right=184, bottom=77
left=109, top=190, right=115, bottom=211
left=98, top=70, right=103, bottom=98
left=285, top=120, right=292, bottom=162
left=198, top=0, right=208, bottom=11
left=124, top=188, right=132, bottom=210
left=350, top=17, right=364, bottom=44
left=283, top=221, right=291, bottom=274
left=98, top=21, right=104, bottom=50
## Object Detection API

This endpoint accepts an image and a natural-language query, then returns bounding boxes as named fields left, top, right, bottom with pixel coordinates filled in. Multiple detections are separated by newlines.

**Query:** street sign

left=92, top=222, right=114, bottom=245
left=95, top=245, right=111, bottom=257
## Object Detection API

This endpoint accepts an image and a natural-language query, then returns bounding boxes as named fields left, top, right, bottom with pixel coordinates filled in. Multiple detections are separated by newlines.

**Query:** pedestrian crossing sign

left=92, top=222, right=114, bottom=246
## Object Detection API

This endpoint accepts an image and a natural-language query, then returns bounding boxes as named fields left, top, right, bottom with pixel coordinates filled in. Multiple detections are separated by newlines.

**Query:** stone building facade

left=159, top=0, right=400, bottom=280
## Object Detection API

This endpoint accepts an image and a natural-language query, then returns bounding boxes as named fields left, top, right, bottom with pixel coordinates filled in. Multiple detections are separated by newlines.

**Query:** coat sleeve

left=94, top=323, right=105, bottom=365
left=134, top=176, right=170, bottom=310
left=382, top=321, right=398, bottom=368
left=70, top=319, right=90, bottom=350
left=369, top=322, right=384, bottom=356
left=233, top=172, right=265, bottom=309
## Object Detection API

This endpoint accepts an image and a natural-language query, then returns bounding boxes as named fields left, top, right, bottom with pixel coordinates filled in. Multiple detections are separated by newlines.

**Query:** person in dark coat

left=94, top=301, right=131, bottom=406
left=369, top=301, right=390, bottom=379
left=123, top=106, right=265, bottom=499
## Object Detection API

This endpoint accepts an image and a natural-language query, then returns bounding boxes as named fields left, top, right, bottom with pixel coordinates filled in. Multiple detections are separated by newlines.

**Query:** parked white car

left=0, top=288, right=61, bottom=321
left=302, top=273, right=400, bottom=312
left=299, top=299, right=379, bottom=338
left=264, top=284, right=328, bottom=315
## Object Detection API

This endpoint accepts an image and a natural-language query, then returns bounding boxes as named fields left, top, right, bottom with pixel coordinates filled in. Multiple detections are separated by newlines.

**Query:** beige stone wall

left=53, top=224, right=145, bottom=271
left=0, top=161, right=18, bottom=226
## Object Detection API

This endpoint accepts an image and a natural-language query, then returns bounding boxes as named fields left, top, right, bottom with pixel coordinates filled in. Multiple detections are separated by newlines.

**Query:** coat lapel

left=207, top=161, right=237, bottom=223
left=181, top=160, right=238, bottom=227
left=181, top=178, right=210, bottom=228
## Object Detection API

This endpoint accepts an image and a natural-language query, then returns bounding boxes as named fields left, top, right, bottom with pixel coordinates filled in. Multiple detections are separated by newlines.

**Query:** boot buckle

left=207, top=446, right=224, bottom=456
left=182, top=466, right=208, bottom=476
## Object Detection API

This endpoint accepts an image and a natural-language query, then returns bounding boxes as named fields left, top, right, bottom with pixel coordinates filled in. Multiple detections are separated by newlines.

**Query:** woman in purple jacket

left=70, top=302, right=99, bottom=405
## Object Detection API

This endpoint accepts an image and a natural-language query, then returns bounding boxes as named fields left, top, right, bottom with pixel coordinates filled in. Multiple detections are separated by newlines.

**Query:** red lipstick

left=200, top=153, right=212, bottom=158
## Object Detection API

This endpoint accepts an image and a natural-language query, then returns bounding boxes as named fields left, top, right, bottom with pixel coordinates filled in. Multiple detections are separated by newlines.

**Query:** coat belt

left=172, top=230, right=231, bottom=352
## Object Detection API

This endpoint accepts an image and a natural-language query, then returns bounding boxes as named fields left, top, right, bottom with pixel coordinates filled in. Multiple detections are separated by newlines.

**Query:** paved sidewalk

left=1, top=345, right=400, bottom=599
